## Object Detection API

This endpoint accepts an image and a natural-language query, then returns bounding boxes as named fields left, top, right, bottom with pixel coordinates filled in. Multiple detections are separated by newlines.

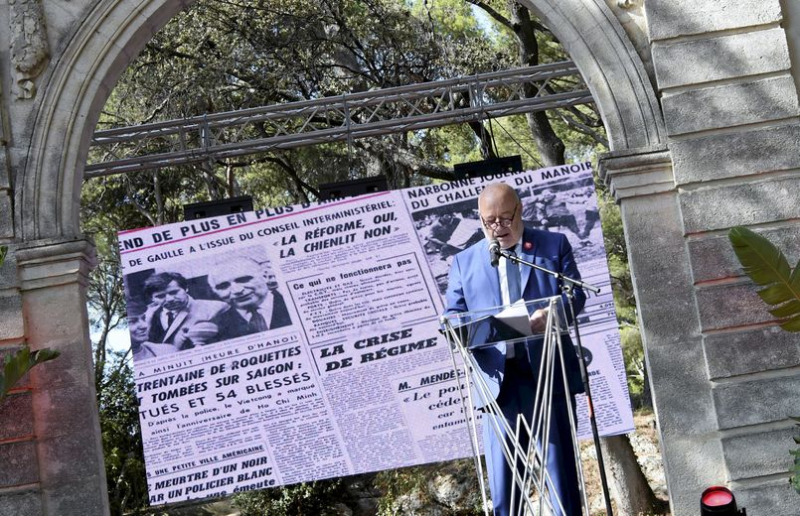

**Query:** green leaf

left=793, top=447, right=800, bottom=494
left=0, top=347, right=61, bottom=399
left=729, top=227, right=800, bottom=331
left=729, top=227, right=792, bottom=285
left=0, top=246, right=7, bottom=266
left=769, top=300, right=800, bottom=318
left=32, top=349, right=60, bottom=363
left=758, top=283, right=794, bottom=305
left=781, top=314, right=800, bottom=332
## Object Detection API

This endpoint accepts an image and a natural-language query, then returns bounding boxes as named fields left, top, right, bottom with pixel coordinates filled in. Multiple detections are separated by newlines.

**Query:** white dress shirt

left=498, top=239, right=522, bottom=358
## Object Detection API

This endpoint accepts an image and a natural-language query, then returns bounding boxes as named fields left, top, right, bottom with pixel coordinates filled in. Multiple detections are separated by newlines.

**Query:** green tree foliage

left=593, top=174, right=650, bottom=409
left=375, top=461, right=483, bottom=515
left=99, top=356, right=150, bottom=514
left=96, top=0, right=501, bottom=200
left=232, top=478, right=350, bottom=516
left=82, top=179, right=155, bottom=512
left=95, top=0, right=604, bottom=202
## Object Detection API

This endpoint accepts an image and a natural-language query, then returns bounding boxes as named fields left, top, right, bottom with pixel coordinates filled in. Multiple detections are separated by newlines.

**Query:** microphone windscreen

left=489, top=239, right=500, bottom=267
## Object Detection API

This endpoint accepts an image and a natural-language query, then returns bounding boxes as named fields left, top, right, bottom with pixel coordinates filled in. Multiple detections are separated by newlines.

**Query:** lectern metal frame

left=440, top=296, right=589, bottom=516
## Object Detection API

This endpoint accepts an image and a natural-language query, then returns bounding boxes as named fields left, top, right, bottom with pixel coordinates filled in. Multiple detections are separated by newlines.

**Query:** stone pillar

left=606, top=1, right=800, bottom=514
left=4, top=238, right=109, bottom=516
left=0, top=243, right=43, bottom=515
left=600, top=148, right=728, bottom=515
left=0, top=76, right=13, bottom=241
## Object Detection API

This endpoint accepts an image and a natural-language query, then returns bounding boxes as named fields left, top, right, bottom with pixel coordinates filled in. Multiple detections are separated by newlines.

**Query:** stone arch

left=18, top=0, right=665, bottom=241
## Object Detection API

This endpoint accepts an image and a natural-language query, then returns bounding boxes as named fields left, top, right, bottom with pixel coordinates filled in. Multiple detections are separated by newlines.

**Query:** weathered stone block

left=0, top=441, right=39, bottom=486
left=0, top=294, right=25, bottom=341
left=0, top=192, right=13, bottom=239
left=0, top=242, right=19, bottom=289
left=653, top=29, right=791, bottom=89
left=734, top=480, right=799, bottom=516
left=714, top=376, right=800, bottom=429
left=681, top=176, right=800, bottom=233
left=0, top=153, right=9, bottom=188
left=696, top=283, right=774, bottom=331
left=621, top=194, right=701, bottom=343
left=646, top=337, right=719, bottom=435
left=21, top=338, right=88, bottom=388
left=645, top=0, right=783, bottom=41
left=640, top=404, right=724, bottom=516
left=0, top=488, right=43, bottom=516
left=0, top=392, right=34, bottom=441
left=40, top=478, right=109, bottom=516
left=37, top=432, right=104, bottom=482
left=43, top=1, right=98, bottom=52
left=688, top=225, right=800, bottom=283
left=672, top=123, right=800, bottom=186
left=705, top=325, right=800, bottom=379
left=662, top=75, right=799, bottom=136
left=33, top=386, right=104, bottom=479
left=722, top=427, right=795, bottom=480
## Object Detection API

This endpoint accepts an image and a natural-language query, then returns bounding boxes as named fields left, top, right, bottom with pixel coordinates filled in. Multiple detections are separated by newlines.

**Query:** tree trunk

left=507, top=1, right=565, bottom=166
left=601, top=435, right=663, bottom=515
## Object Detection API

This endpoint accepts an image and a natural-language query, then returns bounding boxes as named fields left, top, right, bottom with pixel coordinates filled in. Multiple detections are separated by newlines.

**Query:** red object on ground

left=702, top=487, right=733, bottom=506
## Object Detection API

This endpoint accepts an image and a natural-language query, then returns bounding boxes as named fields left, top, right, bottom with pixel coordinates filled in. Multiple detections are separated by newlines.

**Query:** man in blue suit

left=444, top=183, right=586, bottom=516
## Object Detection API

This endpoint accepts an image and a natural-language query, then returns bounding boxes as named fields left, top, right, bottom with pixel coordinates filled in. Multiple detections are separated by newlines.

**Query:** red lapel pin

left=523, top=241, right=533, bottom=251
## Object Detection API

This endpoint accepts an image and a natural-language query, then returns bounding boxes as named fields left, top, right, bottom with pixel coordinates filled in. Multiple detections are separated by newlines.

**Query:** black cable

left=491, top=117, right=543, bottom=168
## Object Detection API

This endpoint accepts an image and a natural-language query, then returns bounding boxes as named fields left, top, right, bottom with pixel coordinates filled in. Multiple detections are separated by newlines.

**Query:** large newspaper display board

left=119, top=163, right=633, bottom=505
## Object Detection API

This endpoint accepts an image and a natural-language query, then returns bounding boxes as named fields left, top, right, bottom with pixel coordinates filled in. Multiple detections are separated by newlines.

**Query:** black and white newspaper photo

left=118, top=164, right=634, bottom=505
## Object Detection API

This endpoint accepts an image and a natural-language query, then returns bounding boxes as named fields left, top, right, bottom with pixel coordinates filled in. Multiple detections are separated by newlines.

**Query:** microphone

left=489, top=239, right=501, bottom=268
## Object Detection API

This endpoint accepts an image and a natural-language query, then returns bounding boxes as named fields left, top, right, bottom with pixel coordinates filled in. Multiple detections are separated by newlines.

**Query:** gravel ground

left=579, top=411, right=670, bottom=515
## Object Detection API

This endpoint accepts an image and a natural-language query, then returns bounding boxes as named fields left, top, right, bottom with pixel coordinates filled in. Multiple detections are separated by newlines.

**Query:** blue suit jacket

left=444, top=227, right=586, bottom=408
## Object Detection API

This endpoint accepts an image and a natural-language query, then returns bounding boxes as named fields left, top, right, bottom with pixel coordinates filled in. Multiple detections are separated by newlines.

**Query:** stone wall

left=0, top=2, right=110, bottom=515
left=604, top=1, right=799, bottom=514
left=0, top=4, right=40, bottom=511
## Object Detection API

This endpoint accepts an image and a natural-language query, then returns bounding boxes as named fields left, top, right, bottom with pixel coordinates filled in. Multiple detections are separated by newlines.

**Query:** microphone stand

left=499, top=249, right=614, bottom=516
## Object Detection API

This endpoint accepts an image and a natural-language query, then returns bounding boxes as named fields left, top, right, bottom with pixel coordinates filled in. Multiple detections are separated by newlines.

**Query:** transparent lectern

left=440, top=295, right=588, bottom=516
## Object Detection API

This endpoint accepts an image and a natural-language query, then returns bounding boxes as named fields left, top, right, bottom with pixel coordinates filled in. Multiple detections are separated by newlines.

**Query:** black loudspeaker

left=318, top=176, right=388, bottom=201
left=453, top=156, right=523, bottom=179
left=183, top=196, right=254, bottom=220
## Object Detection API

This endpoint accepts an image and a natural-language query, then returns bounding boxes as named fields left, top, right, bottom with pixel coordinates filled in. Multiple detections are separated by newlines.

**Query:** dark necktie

left=505, top=250, right=522, bottom=302
left=248, top=309, right=268, bottom=332
left=505, top=250, right=527, bottom=361
left=166, top=311, right=175, bottom=328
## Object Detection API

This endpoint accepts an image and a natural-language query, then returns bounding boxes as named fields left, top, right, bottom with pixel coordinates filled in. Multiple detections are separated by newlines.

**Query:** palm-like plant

left=728, top=227, right=800, bottom=493
left=728, top=227, right=800, bottom=331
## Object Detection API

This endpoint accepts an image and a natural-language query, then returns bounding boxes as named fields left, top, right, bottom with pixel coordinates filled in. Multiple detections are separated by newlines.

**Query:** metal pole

left=563, top=283, right=614, bottom=516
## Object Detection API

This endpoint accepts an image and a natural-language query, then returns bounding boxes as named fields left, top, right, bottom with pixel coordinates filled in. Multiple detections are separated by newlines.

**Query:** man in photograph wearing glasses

left=444, top=182, right=586, bottom=516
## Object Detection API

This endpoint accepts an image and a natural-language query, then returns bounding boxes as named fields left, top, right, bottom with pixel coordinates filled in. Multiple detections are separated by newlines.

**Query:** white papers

left=495, top=299, right=533, bottom=336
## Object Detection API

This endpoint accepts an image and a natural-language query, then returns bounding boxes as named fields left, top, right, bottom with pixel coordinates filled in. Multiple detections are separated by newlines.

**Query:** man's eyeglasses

left=481, top=205, right=517, bottom=230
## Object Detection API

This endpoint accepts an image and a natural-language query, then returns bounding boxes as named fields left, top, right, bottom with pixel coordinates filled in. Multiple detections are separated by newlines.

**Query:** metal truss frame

left=86, top=61, right=592, bottom=178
